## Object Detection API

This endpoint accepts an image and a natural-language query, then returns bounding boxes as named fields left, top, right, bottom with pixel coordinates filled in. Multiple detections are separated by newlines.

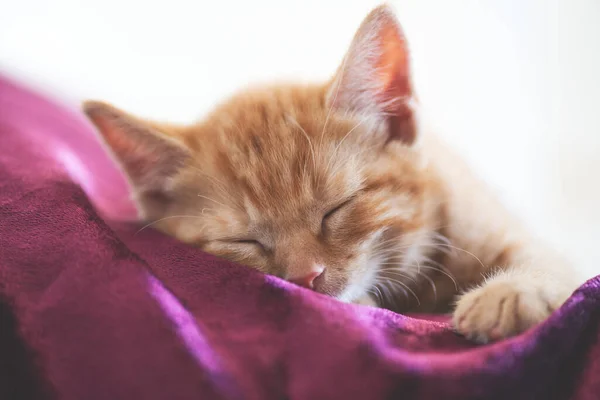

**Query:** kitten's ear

left=83, top=101, right=190, bottom=213
left=328, top=4, right=417, bottom=145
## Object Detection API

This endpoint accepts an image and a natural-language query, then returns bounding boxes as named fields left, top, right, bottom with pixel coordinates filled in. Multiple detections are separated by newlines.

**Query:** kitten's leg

left=452, top=254, right=577, bottom=342
left=426, top=137, right=580, bottom=341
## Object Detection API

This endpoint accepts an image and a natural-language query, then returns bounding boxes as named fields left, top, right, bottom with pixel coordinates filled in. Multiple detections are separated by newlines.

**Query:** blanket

left=1, top=74, right=599, bottom=400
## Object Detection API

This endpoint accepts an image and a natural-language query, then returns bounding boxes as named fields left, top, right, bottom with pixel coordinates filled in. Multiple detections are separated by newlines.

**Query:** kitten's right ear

left=83, top=101, right=190, bottom=213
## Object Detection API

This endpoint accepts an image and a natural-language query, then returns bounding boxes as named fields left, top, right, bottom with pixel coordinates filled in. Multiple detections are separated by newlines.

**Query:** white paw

left=452, top=280, right=554, bottom=342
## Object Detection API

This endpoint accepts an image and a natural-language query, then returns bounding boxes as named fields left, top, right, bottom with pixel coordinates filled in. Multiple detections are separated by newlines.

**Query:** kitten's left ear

left=328, top=4, right=417, bottom=145
left=83, top=101, right=191, bottom=217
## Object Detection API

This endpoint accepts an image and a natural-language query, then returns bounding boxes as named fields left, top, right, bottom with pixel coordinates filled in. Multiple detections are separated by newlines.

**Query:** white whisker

left=375, top=276, right=420, bottom=306
left=325, top=117, right=366, bottom=174
left=429, top=243, right=485, bottom=270
left=376, top=268, right=417, bottom=283
left=188, top=166, right=232, bottom=197
left=286, top=114, right=316, bottom=172
left=197, top=194, right=230, bottom=209
left=418, top=265, right=458, bottom=290
left=135, top=215, right=205, bottom=235
left=418, top=270, right=437, bottom=302
left=320, top=51, right=349, bottom=146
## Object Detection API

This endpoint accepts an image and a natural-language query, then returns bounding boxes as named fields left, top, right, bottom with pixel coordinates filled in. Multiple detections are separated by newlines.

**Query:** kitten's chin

left=332, top=258, right=381, bottom=304
left=336, top=284, right=371, bottom=304
left=336, top=255, right=383, bottom=304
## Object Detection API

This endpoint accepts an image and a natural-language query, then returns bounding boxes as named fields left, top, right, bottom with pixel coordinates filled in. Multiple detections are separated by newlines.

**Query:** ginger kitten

left=83, top=5, right=579, bottom=342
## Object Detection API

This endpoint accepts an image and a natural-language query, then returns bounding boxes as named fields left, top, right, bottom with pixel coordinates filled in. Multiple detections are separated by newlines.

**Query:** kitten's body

left=84, top=5, right=579, bottom=342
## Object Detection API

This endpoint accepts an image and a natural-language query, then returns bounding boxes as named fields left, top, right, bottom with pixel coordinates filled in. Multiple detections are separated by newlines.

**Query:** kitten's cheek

left=200, top=245, right=268, bottom=272
left=319, top=269, right=353, bottom=299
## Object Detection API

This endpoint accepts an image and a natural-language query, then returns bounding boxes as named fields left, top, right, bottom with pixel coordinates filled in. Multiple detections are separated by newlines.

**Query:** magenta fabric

left=1, top=74, right=599, bottom=400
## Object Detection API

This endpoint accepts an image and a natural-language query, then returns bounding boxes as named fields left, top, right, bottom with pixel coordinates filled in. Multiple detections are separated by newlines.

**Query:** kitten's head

left=84, top=5, right=442, bottom=303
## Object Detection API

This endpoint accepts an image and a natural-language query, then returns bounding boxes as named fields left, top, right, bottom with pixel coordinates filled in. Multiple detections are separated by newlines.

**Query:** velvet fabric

left=1, top=75, right=599, bottom=400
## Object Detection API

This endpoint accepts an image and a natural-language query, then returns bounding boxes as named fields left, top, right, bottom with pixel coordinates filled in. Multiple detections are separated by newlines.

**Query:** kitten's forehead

left=192, top=84, right=367, bottom=219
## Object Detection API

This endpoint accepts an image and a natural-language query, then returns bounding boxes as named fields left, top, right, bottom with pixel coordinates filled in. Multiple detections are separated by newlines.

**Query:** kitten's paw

left=452, top=280, right=553, bottom=342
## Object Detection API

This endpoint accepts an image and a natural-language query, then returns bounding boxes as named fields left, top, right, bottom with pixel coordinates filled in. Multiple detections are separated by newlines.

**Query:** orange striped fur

left=84, top=5, right=580, bottom=341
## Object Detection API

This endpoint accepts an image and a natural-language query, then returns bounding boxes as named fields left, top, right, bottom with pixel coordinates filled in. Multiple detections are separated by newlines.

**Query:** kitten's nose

left=288, top=265, right=324, bottom=289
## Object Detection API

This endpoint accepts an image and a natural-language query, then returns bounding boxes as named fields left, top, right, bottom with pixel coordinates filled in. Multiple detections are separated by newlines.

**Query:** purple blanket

left=1, top=75, right=599, bottom=400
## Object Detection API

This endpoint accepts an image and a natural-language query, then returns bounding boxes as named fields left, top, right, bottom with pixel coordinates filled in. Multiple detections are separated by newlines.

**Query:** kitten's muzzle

left=288, top=264, right=325, bottom=290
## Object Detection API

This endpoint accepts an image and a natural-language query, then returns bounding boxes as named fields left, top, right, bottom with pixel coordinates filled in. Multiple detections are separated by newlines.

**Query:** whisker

left=429, top=243, right=485, bottom=270
left=376, top=280, right=408, bottom=309
left=188, top=166, right=232, bottom=196
left=377, top=257, right=458, bottom=292
left=417, top=270, right=437, bottom=303
left=370, top=237, right=404, bottom=250
left=371, top=285, right=385, bottom=305
left=352, top=141, right=386, bottom=159
left=197, top=194, right=230, bottom=209
left=325, top=117, right=366, bottom=174
left=375, top=280, right=400, bottom=307
left=376, top=268, right=417, bottom=284
left=376, top=238, right=485, bottom=272
left=371, top=249, right=408, bottom=258
left=365, top=289, right=377, bottom=304
left=320, top=51, right=350, bottom=146
left=286, top=114, right=316, bottom=171
left=135, top=215, right=205, bottom=235
left=370, top=287, right=383, bottom=305
left=429, top=231, right=453, bottom=246
left=375, top=276, right=420, bottom=306
left=370, top=241, right=411, bottom=252
left=418, top=265, right=458, bottom=290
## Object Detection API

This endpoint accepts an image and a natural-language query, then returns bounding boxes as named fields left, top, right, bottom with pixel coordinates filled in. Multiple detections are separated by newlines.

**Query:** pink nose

left=288, top=266, right=324, bottom=289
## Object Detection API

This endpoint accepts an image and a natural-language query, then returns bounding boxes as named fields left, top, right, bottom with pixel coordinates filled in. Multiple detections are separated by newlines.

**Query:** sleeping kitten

left=83, top=4, right=579, bottom=342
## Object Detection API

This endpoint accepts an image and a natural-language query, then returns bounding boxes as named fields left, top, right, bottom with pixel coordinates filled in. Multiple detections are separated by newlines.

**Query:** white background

left=1, top=0, right=599, bottom=279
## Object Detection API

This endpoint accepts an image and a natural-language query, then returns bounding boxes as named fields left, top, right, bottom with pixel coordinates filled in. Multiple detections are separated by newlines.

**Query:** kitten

left=83, top=4, right=579, bottom=342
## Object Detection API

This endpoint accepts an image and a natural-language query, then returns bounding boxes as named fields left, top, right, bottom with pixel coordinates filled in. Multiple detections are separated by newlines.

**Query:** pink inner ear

left=84, top=103, right=190, bottom=192
left=373, top=18, right=417, bottom=145
left=85, top=106, right=143, bottom=162
left=376, top=22, right=411, bottom=107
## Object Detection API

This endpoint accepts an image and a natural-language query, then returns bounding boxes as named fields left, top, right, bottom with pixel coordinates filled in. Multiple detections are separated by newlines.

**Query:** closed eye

left=321, top=198, right=354, bottom=232
left=227, top=239, right=267, bottom=252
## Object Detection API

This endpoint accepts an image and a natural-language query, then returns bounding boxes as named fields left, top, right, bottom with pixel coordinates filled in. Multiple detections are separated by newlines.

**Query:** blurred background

left=1, top=0, right=599, bottom=279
